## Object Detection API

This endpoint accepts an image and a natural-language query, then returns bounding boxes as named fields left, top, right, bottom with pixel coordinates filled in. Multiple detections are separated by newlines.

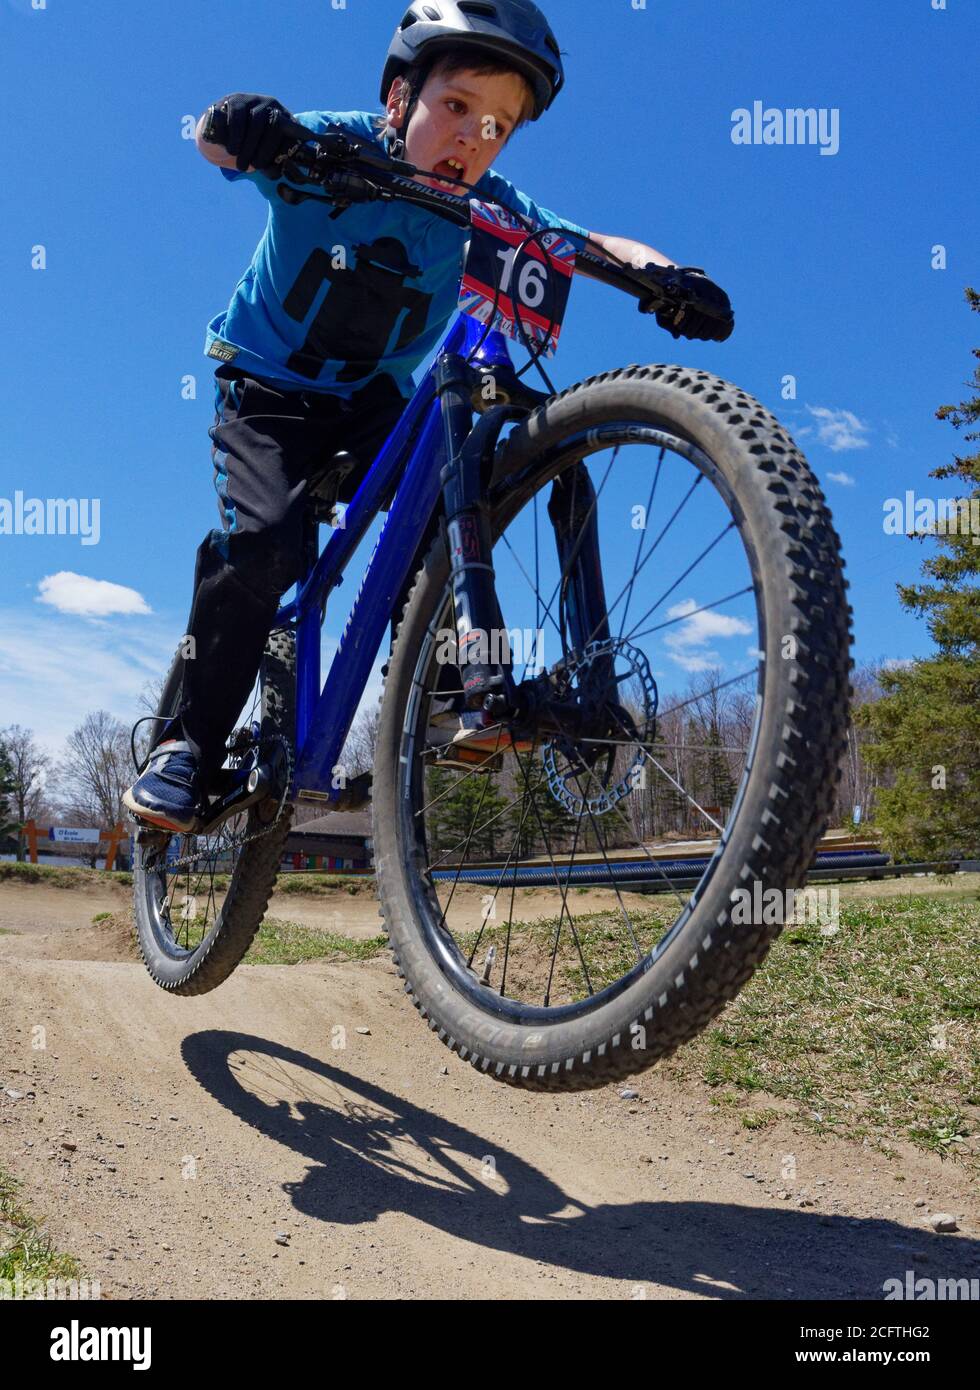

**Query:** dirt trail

left=1, top=885, right=978, bottom=1300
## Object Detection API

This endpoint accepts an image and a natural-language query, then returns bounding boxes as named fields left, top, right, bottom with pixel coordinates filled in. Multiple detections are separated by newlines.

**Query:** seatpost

left=435, top=351, right=516, bottom=714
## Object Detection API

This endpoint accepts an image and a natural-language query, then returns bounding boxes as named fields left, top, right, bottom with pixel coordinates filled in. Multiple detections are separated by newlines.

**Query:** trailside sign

left=48, top=826, right=101, bottom=844
left=459, top=199, right=575, bottom=356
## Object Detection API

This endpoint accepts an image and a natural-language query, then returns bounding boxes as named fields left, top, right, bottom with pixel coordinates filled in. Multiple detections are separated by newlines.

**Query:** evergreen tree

left=423, top=765, right=510, bottom=861
left=0, top=738, right=19, bottom=849
left=859, top=288, right=980, bottom=858
left=504, top=750, right=575, bottom=860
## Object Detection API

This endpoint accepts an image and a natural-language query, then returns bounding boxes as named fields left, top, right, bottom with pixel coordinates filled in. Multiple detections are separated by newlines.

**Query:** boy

left=124, top=0, right=733, bottom=832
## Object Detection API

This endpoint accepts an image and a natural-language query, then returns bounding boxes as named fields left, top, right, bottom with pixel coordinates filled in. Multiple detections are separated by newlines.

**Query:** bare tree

left=0, top=724, right=51, bottom=860
left=833, top=661, right=886, bottom=829
left=342, top=704, right=382, bottom=779
left=131, top=674, right=168, bottom=767
left=55, top=711, right=132, bottom=832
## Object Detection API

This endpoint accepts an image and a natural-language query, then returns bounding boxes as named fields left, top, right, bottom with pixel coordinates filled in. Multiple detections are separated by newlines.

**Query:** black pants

left=175, top=366, right=413, bottom=779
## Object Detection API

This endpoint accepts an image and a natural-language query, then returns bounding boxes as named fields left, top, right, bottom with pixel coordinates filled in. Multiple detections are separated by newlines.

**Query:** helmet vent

left=399, top=10, right=418, bottom=28
left=458, top=3, right=499, bottom=18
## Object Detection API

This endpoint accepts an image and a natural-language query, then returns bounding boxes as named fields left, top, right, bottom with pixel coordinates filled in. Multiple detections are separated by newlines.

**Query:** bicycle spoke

left=499, top=751, right=540, bottom=997
left=464, top=735, right=542, bottom=976
left=656, top=669, right=757, bottom=722
left=431, top=726, right=505, bottom=931
left=628, top=585, right=753, bottom=644
left=424, top=789, right=527, bottom=876
left=537, top=448, right=619, bottom=642
left=414, top=728, right=510, bottom=817
left=559, top=769, right=641, bottom=953
left=510, top=742, right=594, bottom=1003
left=605, top=703, right=725, bottom=834
left=617, top=446, right=664, bottom=644
left=621, top=521, right=737, bottom=646
left=578, top=737, right=750, bottom=755
left=498, top=529, right=564, bottom=647
left=580, top=471, right=705, bottom=653
left=543, top=789, right=589, bottom=1005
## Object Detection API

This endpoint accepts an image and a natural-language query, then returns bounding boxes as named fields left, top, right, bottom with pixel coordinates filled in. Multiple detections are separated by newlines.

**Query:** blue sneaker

left=123, top=740, right=202, bottom=833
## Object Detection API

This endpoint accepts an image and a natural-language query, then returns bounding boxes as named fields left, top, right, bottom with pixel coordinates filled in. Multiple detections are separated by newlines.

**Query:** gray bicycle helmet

left=380, top=0, right=564, bottom=121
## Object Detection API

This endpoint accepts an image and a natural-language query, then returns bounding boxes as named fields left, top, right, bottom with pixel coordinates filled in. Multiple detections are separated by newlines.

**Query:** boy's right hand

left=203, top=93, right=296, bottom=173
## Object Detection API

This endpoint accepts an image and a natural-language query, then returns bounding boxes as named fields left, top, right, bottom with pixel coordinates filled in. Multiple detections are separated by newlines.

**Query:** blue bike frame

left=277, top=310, right=514, bottom=801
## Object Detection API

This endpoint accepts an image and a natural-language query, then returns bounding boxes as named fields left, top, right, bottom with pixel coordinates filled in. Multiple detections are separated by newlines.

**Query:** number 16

left=496, top=247, right=547, bottom=308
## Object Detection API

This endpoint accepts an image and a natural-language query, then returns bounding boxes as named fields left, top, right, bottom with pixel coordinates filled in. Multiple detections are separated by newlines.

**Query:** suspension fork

left=436, top=351, right=518, bottom=715
left=548, top=461, right=615, bottom=693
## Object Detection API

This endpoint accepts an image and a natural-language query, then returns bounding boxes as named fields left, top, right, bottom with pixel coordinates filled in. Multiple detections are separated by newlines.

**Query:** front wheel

left=373, top=365, right=852, bottom=1090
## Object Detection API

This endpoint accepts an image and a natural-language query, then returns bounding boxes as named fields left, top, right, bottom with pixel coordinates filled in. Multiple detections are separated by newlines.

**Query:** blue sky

left=1, top=0, right=977, bottom=754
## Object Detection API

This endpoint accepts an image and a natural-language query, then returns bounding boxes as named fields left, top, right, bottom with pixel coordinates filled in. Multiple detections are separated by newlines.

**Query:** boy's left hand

left=639, top=266, right=734, bottom=342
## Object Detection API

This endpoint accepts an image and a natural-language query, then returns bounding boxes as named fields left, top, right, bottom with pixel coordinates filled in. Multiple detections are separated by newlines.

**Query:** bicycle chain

left=146, top=734, right=294, bottom=875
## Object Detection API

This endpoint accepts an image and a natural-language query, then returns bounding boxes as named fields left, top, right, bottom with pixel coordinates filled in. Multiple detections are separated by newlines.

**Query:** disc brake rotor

left=541, top=639, right=658, bottom=816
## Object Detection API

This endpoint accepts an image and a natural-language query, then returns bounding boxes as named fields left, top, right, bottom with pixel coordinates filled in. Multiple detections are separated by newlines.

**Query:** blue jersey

left=204, top=109, right=590, bottom=398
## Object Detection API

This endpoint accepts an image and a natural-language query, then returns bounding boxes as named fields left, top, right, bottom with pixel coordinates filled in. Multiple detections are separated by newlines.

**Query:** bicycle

left=131, top=121, right=852, bottom=1091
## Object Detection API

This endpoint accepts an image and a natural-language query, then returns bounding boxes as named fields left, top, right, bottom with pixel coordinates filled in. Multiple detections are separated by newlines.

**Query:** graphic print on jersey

left=283, top=237, right=432, bottom=382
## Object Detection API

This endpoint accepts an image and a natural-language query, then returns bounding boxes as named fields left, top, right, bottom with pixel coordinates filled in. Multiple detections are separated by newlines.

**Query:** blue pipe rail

left=431, top=848, right=892, bottom=888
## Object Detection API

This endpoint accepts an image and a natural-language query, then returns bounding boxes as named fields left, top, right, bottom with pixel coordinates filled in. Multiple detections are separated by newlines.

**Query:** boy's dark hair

left=373, top=49, right=537, bottom=146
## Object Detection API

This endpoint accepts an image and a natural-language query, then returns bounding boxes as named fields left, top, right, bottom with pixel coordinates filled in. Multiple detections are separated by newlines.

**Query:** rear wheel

left=373, top=366, right=852, bottom=1090
left=131, top=628, right=295, bottom=994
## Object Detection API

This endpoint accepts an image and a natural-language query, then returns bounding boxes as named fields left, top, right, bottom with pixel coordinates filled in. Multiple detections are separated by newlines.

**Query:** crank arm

left=195, top=761, right=280, bottom=836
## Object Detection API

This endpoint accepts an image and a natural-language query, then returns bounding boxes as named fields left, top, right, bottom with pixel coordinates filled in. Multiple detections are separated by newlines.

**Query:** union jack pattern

left=458, top=198, right=576, bottom=355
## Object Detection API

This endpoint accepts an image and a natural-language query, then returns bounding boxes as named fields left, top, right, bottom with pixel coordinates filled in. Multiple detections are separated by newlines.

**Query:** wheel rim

left=134, top=683, right=278, bottom=961
left=398, top=423, right=767, bottom=1024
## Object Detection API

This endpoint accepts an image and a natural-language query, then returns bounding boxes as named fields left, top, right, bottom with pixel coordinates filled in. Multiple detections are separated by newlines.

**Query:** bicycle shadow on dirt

left=182, top=1031, right=979, bottom=1299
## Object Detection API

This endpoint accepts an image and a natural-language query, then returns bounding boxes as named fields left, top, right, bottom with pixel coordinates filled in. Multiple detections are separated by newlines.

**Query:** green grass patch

left=0, top=863, right=131, bottom=889
left=0, top=1169, right=82, bottom=1288
left=741, top=1108, right=781, bottom=1131
left=451, top=889, right=979, bottom=1169
left=660, top=893, right=980, bottom=1170
left=244, top=917, right=387, bottom=966
left=272, top=873, right=375, bottom=897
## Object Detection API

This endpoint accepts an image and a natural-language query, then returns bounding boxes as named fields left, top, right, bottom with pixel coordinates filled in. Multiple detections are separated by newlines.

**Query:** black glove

left=203, top=93, right=296, bottom=174
left=639, top=265, right=734, bottom=342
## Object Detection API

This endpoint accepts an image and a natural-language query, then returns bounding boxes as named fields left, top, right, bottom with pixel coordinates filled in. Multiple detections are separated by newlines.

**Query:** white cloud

left=826, top=470, right=856, bottom=487
left=805, top=405, right=871, bottom=453
left=663, top=599, right=753, bottom=671
left=0, top=608, right=177, bottom=755
left=667, top=651, right=719, bottom=673
left=36, top=571, right=151, bottom=618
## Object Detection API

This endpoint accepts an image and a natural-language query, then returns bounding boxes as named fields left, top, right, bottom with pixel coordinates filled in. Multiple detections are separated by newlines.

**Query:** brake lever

left=637, top=264, right=732, bottom=324
left=275, top=123, right=418, bottom=181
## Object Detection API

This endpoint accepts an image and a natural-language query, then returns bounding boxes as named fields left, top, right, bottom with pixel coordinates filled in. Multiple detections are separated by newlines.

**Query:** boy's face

left=385, top=65, right=529, bottom=193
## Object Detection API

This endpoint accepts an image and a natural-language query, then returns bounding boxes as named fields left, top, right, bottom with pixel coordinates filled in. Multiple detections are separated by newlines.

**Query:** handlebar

left=203, top=106, right=687, bottom=316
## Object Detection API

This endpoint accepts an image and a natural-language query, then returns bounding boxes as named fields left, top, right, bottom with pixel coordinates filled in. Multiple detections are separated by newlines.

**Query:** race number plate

left=459, top=199, right=576, bottom=356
